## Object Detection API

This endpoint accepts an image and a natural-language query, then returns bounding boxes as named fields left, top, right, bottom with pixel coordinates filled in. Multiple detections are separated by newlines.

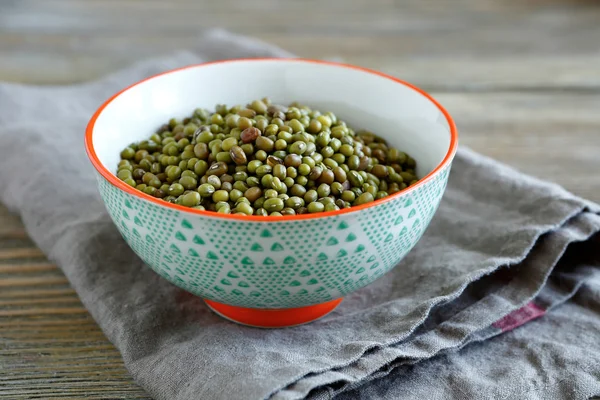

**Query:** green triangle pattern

left=101, top=161, right=452, bottom=308
left=251, top=243, right=264, bottom=251
left=271, top=242, right=284, bottom=251
left=337, top=221, right=349, bottom=230
left=193, top=235, right=205, bottom=245
left=284, top=256, right=296, bottom=264
left=263, top=257, right=275, bottom=265
left=241, top=256, right=254, bottom=265
left=289, top=280, right=301, bottom=287
left=326, top=237, right=339, bottom=246
left=260, top=229, right=272, bottom=238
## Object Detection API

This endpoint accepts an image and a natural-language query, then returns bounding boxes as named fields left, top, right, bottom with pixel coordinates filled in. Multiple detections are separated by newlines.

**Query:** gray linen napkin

left=1, top=30, right=599, bottom=400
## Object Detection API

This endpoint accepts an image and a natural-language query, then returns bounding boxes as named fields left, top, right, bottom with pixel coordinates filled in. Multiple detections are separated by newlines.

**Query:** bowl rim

left=85, top=57, right=458, bottom=222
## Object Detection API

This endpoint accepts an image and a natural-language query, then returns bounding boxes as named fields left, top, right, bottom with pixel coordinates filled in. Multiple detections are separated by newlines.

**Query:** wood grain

left=0, top=202, right=149, bottom=399
left=1, top=0, right=599, bottom=398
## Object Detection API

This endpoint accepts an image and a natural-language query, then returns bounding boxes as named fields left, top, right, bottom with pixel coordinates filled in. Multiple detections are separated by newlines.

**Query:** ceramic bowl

left=85, top=59, right=458, bottom=327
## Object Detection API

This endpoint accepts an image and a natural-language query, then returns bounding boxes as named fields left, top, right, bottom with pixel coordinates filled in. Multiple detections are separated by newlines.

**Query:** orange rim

left=85, top=58, right=458, bottom=222
left=204, top=298, right=343, bottom=328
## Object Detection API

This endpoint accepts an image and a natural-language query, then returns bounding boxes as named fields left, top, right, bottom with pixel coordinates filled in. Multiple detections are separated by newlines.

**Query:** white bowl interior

left=93, top=60, right=451, bottom=179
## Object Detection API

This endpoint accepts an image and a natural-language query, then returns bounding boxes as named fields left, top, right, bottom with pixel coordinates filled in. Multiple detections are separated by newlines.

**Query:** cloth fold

left=1, top=30, right=599, bottom=400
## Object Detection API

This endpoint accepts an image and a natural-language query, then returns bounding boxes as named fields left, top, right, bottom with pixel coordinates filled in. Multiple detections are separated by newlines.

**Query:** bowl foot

left=204, top=298, right=343, bottom=328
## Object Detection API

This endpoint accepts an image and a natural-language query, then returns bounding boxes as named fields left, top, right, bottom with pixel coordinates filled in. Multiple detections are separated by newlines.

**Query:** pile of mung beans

left=116, top=98, right=418, bottom=216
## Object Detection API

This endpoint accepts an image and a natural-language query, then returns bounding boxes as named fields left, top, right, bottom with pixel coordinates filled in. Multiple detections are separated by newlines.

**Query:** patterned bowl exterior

left=98, top=164, right=450, bottom=309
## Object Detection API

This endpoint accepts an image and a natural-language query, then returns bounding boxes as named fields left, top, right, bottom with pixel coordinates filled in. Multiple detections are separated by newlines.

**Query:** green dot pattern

left=97, top=165, right=450, bottom=308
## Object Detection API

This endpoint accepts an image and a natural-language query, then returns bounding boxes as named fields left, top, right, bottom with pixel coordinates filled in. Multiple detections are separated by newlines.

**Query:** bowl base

left=204, top=298, right=343, bottom=328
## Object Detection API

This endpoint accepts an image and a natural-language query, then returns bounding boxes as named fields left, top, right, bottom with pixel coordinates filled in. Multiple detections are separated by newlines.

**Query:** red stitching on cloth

left=492, top=302, right=546, bottom=332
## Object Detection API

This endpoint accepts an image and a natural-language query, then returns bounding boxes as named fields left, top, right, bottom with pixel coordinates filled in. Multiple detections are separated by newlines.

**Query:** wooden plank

left=0, top=276, right=69, bottom=287
left=0, top=388, right=148, bottom=397
left=0, top=296, right=82, bottom=307
left=0, top=287, right=76, bottom=298
left=0, top=207, right=25, bottom=236
left=1, top=0, right=600, bottom=85
left=0, top=316, right=95, bottom=328
left=2, top=352, right=128, bottom=363
left=1, top=328, right=107, bottom=338
left=0, top=248, right=46, bottom=260
left=0, top=263, right=57, bottom=273
left=434, top=92, right=600, bottom=203
left=0, top=307, right=88, bottom=317
left=2, top=364, right=131, bottom=373
left=0, top=344, right=118, bottom=354
left=0, top=230, right=29, bottom=240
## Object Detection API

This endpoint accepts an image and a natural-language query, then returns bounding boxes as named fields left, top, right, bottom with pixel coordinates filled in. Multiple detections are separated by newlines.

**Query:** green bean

left=118, top=99, right=418, bottom=214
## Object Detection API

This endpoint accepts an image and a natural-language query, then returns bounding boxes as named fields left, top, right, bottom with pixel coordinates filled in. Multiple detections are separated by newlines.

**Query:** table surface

left=1, top=0, right=600, bottom=398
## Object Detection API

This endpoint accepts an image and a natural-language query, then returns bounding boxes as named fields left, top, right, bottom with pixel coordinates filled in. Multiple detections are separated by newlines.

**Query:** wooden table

left=1, top=1, right=599, bottom=398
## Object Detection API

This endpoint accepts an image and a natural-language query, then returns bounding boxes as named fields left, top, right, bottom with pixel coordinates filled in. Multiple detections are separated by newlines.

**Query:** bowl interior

left=91, top=59, right=452, bottom=181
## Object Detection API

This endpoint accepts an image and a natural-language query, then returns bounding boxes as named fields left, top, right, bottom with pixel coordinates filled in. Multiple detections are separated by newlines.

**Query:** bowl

left=85, top=58, right=458, bottom=328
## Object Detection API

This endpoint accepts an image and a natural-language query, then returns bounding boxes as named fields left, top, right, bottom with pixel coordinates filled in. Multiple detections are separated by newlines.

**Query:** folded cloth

left=0, top=30, right=598, bottom=400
